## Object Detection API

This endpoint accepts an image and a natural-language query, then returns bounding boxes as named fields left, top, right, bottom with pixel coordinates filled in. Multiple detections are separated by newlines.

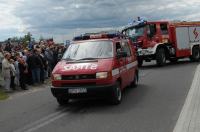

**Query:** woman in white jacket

left=2, top=52, right=12, bottom=92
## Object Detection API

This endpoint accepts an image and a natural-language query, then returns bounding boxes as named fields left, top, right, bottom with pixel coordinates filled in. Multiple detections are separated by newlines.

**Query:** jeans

left=31, top=68, right=40, bottom=84
left=44, top=70, right=48, bottom=79
left=40, top=68, right=44, bottom=82
left=10, top=76, right=15, bottom=89
left=20, top=74, right=26, bottom=89
left=15, top=73, right=20, bottom=86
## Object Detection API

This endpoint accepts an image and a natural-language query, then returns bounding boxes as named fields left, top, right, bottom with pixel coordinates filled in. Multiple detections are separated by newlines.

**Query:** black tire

left=131, top=70, right=139, bottom=88
left=156, top=48, right=166, bottom=66
left=169, top=58, right=178, bottom=63
left=110, top=82, right=122, bottom=105
left=138, top=58, right=143, bottom=67
left=56, top=98, right=69, bottom=106
left=190, top=46, right=200, bottom=62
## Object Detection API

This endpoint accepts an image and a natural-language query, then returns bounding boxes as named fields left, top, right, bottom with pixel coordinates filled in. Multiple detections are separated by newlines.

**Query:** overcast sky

left=0, top=0, right=200, bottom=42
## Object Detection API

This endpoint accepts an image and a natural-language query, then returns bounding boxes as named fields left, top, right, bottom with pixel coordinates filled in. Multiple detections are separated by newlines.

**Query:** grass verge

left=0, top=89, right=9, bottom=100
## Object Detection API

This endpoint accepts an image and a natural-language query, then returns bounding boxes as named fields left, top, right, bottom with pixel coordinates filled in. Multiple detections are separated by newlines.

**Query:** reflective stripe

left=112, top=61, right=138, bottom=77
left=120, top=67, right=126, bottom=73
left=112, top=69, right=120, bottom=76
left=126, top=61, right=138, bottom=70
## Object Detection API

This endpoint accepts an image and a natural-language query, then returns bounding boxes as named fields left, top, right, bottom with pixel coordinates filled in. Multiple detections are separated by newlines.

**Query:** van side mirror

left=116, top=51, right=127, bottom=58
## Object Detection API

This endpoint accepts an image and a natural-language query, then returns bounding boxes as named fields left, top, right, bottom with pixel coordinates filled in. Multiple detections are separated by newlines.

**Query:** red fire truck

left=122, top=19, right=200, bottom=66
left=51, top=31, right=138, bottom=105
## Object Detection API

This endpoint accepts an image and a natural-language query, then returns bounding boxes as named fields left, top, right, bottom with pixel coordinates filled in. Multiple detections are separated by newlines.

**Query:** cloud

left=1, top=0, right=200, bottom=42
left=0, top=0, right=21, bottom=29
left=53, top=6, right=65, bottom=10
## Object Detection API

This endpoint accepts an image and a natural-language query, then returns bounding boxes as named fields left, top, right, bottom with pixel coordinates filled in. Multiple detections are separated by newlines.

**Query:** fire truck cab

left=51, top=31, right=138, bottom=105
left=122, top=19, right=200, bottom=66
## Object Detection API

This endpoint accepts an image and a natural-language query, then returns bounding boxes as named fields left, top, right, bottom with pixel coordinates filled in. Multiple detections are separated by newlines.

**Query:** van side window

left=116, top=42, right=122, bottom=53
left=122, top=41, right=131, bottom=57
left=160, top=24, right=168, bottom=35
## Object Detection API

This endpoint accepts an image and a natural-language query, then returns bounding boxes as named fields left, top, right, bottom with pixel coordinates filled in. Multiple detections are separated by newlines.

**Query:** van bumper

left=51, top=84, right=116, bottom=99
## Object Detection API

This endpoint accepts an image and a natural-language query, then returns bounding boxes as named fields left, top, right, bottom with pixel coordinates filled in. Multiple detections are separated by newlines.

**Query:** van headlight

left=96, top=72, right=108, bottom=79
left=53, top=74, right=62, bottom=80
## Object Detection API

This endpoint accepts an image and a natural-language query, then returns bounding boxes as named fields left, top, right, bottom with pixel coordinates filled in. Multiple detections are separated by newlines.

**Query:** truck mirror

left=147, top=31, right=153, bottom=38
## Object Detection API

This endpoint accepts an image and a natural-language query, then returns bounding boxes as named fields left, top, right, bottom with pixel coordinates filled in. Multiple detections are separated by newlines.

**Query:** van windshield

left=62, top=40, right=113, bottom=60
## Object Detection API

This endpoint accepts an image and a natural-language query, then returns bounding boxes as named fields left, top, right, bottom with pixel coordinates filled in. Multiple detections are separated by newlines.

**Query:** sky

left=0, top=0, right=200, bottom=43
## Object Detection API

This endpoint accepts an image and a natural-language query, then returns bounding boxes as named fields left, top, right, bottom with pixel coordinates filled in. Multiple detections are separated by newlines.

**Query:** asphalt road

left=0, top=60, right=198, bottom=132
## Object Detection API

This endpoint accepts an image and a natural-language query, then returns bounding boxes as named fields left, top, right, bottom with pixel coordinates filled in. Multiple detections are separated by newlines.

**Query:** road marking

left=14, top=108, right=68, bottom=132
left=173, top=64, right=200, bottom=132
left=139, top=71, right=152, bottom=78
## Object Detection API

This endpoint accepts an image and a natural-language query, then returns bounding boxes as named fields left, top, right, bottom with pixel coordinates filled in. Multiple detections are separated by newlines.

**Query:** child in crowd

left=14, top=58, right=20, bottom=87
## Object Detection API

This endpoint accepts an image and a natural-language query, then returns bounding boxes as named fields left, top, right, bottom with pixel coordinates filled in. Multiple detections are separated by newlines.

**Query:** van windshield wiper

left=76, top=57, right=99, bottom=61
left=62, top=58, right=76, bottom=61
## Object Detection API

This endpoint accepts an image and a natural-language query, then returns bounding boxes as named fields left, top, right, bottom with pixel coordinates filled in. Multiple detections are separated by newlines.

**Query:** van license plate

left=68, top=88, right=87, bottom=94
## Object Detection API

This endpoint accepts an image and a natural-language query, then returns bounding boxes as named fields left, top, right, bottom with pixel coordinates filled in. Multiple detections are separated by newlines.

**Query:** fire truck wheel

left=190, top=46, right=200, bottom=62
left=56, top=98, right=69, bottom=106
left=156, top=48, right=166, bottom=66
left=169, top=58, right=178, bottom=63
left=111, top=82, right=122, bottom=105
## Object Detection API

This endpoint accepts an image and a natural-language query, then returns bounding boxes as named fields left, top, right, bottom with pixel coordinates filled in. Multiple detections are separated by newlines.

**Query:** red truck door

left=146, top=23, right=160, bottom=47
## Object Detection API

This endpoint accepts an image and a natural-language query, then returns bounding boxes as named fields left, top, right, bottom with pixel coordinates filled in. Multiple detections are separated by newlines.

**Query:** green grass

left=0, top=89, right=9, bottom=100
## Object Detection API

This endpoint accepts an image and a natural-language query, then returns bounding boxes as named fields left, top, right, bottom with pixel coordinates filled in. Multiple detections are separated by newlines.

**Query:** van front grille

left=61, top=82, right=96, bottom=87
left=62, top=74, right=96, bottom=80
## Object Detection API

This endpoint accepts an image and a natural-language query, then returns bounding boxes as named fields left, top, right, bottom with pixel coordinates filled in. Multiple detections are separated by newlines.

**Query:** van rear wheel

left=138, top=58, right=143, bottom=67
left=131, top=71, right=139, bottom=88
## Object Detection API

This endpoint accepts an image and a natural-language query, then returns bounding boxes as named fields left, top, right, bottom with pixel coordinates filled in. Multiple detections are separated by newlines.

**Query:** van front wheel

left=56, top=98, right=69, bottom=106
left=110, top=82, right=122, bottom=105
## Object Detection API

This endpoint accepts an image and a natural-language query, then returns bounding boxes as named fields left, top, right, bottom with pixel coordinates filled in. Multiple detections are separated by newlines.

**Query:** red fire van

left=51, top=32, right=138, bottom=105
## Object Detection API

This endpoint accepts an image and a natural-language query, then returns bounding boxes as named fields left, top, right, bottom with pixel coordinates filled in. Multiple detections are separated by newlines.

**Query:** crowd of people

left=0, top=41, right=67, bottom=92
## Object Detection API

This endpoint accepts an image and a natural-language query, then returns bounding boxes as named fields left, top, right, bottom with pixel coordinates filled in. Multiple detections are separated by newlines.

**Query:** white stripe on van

left=112, top=69, right=120, bottom=76
left=112, top=61, right=138, bottom=76
left=126, top=61, right=138, bottom=70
